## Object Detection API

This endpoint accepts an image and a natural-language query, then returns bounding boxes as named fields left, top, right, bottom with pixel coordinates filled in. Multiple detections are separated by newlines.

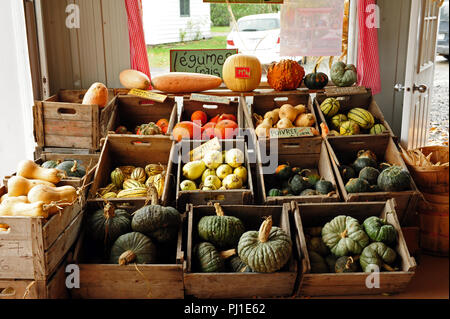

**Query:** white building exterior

left=142, top=0, right=211, bottom=45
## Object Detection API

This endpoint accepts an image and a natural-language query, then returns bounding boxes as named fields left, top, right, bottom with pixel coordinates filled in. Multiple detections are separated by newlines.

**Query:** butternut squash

left=278, top=104, right=299, bottom=122
left=0, top=195, right=28, bottom=205
left=0, top=200, right=48, bottom=218
left=27, top=185, right=77, bottom=215
left=17, top=160, right=66, bottom=184
left=151, top=72, right=222, bottom=93
left=82, top=82, right=108, bottom=108
left=7, top=176, right=55, bottom=197
left=119, top=69, right=151, bottom=90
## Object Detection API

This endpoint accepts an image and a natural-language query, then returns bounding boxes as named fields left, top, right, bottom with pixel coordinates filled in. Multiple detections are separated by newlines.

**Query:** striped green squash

left=330, top=114, right=347, bottom=130
left=123, top=179, right=146, bottom=189
left=111, top=168, right=125, bottom=189
left=320, top=98, right=340, bottom=118
left=347, top=108, right=375, bottom=130
left=370, top=124, right=388, bottom=135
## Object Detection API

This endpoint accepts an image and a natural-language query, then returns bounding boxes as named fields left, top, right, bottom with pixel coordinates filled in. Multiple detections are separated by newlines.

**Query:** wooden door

left=400, top=0, right=443, bottom=150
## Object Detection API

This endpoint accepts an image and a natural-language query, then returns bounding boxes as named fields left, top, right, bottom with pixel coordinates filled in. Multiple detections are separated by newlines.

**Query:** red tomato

left=191, top=111, right=208, bottom=126
left=218, top=113, right=237, bottom=123
left=215, top=120, right=238, bottom=139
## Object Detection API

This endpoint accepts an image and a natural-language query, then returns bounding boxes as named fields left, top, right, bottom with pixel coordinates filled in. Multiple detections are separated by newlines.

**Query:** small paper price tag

left=190, top=93, right=230, bottom=105
left=235, top=67, right=250, bottom=79
left=325, top=86, right=367, bottom=97
left=269, top=127, right=316, bottom=139
left=190, top=137, right=221, bottom=161
left=128, top=88, right=168, bottom=103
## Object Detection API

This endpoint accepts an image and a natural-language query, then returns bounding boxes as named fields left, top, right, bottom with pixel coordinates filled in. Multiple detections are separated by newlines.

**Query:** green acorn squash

left=289, top=174, right=309, bottom=195
left=363, top=216, right=397, bottom=246
left=315, top=180, right=334, bottom=195
left=339, top=165, right=356, bottom=183
left=335, top=256, right=360, bottom=273
left=359, top=167, right=380, bottom=185
left=42, top=160, right=60, bottom=169
left=109, top=232, right=157, bottom=265
left=345, top=178, right=371, bottom=193
left=194, top=242, right=224, bottom=272
left=377, top=166, right=412, bottom=192
left=353, top=157, right=377, bottom=174
left=379, top=162, right=392, bottom=172
left=197, top=203, right=245, bottom=249
left=359, top=242, right=397, bottom=272
left=321, top=215, right=369, bottom=257
left=131, top=186, right=181, bottom=244
left=275, top=164, right=292, bottom=181
left=330, top=62, right=357, bottom=87
left=56, top=160, right=86, bottom=178
left=304, top=64, right=329, bottom=90
left=237, top=216, right=292, bottom=273
left=87, top=203, right=132, bottom=245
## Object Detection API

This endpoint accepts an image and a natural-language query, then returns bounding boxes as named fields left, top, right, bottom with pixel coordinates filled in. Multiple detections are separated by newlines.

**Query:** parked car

left=226, top=13, right=283, bottom=65
left=437, top=2, right=449, bottom=60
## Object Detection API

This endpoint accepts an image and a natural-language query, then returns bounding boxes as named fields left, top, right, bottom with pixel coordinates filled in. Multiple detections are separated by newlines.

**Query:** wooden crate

left=2, top=153, right=99, bottom=190
left=257, top=141, right=340, bottom=205
left=70, top=210, right=185, bottom=299
left=184, top=204, right=298, bottom=298
left=292, top=200, right=417, bottom=297
left=33, top=89, right=117, bottom=152
left=106, top=95, right=178, bottom=136
left=175, top=139, right=254, bottom=209
left=0, top=257, right=69, bottom=299
left=0, top=187, right=84, bottom=280
left=314, top=88, right=395, bottom=141
left=175, top=96, right=243, bottom=140
left=326, top=136, right=421, bottom=224
left=88, top=135, right=175, bottom=208
left=242, top=91, right=322, bottom=155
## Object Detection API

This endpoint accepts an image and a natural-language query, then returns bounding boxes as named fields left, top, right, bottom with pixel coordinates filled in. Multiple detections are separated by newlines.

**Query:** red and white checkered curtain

left=357, top=0, right=381, bottom=94
left=125, top=0, right=152, bottom=89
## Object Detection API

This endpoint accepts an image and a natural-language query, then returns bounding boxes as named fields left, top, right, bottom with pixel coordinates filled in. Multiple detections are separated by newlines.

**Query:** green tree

left=210, top=3, right=280, bottom=26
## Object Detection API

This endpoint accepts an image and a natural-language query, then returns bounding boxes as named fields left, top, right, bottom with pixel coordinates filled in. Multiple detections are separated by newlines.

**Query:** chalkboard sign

left=170, top=49, right=238, bottom=78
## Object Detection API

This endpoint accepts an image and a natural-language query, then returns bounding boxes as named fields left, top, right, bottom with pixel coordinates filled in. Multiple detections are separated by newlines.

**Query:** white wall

left=142, top=0, right=211, bottom=45
left=0, top=1, right=35, bottom=181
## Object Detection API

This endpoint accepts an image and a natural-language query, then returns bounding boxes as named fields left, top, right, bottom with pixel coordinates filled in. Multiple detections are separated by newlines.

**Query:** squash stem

left=119, top=250, right=136, bottom=265
left=219, top=249, right=236, bottom=260
left=340, top=229, right=348, bottom=238
left=71, top=160, right=78, bottom=173
left=382, top=263, right=396, bottom=272
left=258, top=216, right=273, bottom=243
left=103, top=203, right=115, bottom=219
left=213, top=202, right=225, bottom=216
left=146, top=185, right=159, bottom=206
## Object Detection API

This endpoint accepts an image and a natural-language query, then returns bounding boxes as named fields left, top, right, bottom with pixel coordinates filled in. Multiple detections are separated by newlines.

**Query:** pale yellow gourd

left=278, top=104, right=300, bottom=122
left=276, top=118, right=294, bottom=129
left=255, top=118, right=273, bottom=137
left=264, top=110, right=279, bottom=124
left=27, top=185, right=77, bottom=215
left=17, top=160, right=66, bottom=184
left=7, top=176, right=55, bottom=197
left=0, top=195, right=29, bottom=205
left=294, top=104, right=307, bottom=115
left=294, top=113, right=316, bottom=127
left=0, top=200, right=48, bottom=218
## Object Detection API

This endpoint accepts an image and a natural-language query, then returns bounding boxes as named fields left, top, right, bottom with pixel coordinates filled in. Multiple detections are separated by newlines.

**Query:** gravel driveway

left=427, top=56, right=449, bottom=146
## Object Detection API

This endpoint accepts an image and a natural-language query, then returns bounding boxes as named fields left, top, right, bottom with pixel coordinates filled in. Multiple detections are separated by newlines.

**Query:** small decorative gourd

left=330, top=62, right=357, bottom=87
left=345, top=178, right=371, bottom=193
left=111, top=168, right=125, bottom=189
left=304, top=64, right=329, bottom=90
left=109, top=232, right=157, bottom=265
left=197, top=203, right=245, bottom=249
left=194, top=242, right=224, bottom=272
left=359, top=242, right=397, bottom=272
left=131, top=186, right=181, bottom=244
left=321, top=215, right=369, bottom=257
left=237, top=216, right=292, bottom=273
left=320, top=98, right=340, bottom=118
left=363, top=216, right=397, bottom=246
left=267, top=59, right=305, bottom=91
left=86, top=203, right=131, bottom=245
left=131, top=167, right=146, bottom=183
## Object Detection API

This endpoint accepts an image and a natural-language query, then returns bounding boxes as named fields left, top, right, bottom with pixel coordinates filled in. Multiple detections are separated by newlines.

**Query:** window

left=238, top=18, right=280, bottom=32
left=180, top=0, right=190, bottom=17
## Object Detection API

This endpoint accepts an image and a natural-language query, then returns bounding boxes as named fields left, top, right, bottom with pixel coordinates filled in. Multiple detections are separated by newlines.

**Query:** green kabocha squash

left=359, top=242, right=397, bottom=272
left=275, top=164, right=292, bottom=181
left=345, top=178, right=371, bottom=193
left=339, top=165, right=356, bottom=183
left=131, top=186, right=181, bottom=244
left=42, top=160, right=60, bottom=169
left=378, top=162, right=392, bottom=172
left=363, top=216, right=397, bottom=246
left=353, top=157, right=377, bottom=174
left=320, top=98, right=340, bottom=118
left=335, top=256, right=360, bottom=273
left=238, top=216, right=292, bottom=273
left=300, top=189, right=318, bottom=196
left=87, top=203, right=132, bottom=245
left=307, top=236, right=330, bottom=257
left=325, top=255, right=338, bottom=272
left=321, top=215, right=369, bottom=257
left=308, top=251, right=329, bottom=273
left=109, top=232, right=157, bottom=265
left=331, top=114, right=348, bottom=130
left=56, top=160, right=86, bottom=178
left=377, top=166, right=412, bottom=192
left=347, top=108, right=375, bottom=130
left=304, top=64, right=329, bottom=90
left=111, top=168, right=125, bottom=189
left=370, top=124, right=388, bottom=135
left=289, top=174, right=309, bottom=195
left=222, top=249, right=253, bottom=273
left=315, top=180, right=334, bottom=195
left=359, top=167, right=380, bottom=185
left=194, top=242, right=224, bottom=272
left=197, top=203, right=245, bottom=249
left=268, top=188, right=282, bottom=197
left=330, top=62, right=357, bottom=87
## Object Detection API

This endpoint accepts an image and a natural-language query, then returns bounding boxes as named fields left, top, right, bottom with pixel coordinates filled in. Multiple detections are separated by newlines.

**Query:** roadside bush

left=210, top=3, right=280, bottom=26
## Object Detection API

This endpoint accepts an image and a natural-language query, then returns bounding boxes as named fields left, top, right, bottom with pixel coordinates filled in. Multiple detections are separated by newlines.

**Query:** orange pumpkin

left=215, top=120, right=239, bottom=139
left=267, top=59, right=305, bottom=91
left=172, top=121, right=202, bottom=141
left=222, top=54, right=262, bottom=92
left=218, top=113, right=237, bottom=123
left=156, top=118, right=169, bottom=134
left=82, top=82, right=108, bottom=108
left=191, top=111, right=208, bottom=126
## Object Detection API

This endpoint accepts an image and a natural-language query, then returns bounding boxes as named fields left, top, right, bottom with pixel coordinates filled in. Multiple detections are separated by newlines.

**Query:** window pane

left=238, top=19, right=280, bottom=32
left=180, top=0, right=190, bottom=17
